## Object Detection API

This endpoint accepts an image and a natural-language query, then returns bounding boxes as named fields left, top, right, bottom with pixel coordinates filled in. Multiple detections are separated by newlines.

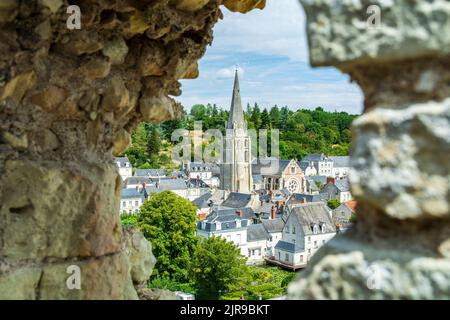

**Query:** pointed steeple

left=227, top=69, right=246, bottom=130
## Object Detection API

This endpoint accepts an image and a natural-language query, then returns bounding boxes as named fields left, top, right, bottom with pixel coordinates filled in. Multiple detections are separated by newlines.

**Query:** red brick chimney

left=327, top=177, right=336, bottom=185
left=236, top=210, right=243, bottom=218
left=271, top=206, right=276, bottom=219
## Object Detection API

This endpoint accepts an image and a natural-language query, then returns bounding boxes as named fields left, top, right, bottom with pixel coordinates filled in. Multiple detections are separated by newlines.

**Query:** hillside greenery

left=121, top=104, right=357, bottom=169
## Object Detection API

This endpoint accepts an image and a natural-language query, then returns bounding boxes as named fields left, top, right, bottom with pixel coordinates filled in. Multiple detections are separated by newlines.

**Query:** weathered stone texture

left=301, top=0, right=450, bottom=67
left=0, top=0, right=263, bottom=300
left=289, top=0, right=450, bottom=299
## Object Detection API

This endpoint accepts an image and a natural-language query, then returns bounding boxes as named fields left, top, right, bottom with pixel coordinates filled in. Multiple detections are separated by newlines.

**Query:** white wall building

left=115, top=157, right=132, bottom=181
left=330, top=156, right=350, bottom=179
left=271, top=203, right=336, bottom=270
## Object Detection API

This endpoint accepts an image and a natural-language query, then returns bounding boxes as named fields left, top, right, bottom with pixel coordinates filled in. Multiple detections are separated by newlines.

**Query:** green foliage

left=327, top=199, right=341, bottom=210
left=314, top=180, right=324, bottom=190
left=120, top=214, right=138, bottom=227
left=349, top=212, right=357, bottom=223
left=137, top=191, right=199, bottom=282
left=191, top=236, right=250, bottom=300
left=148, top=277, right=196, bottom=296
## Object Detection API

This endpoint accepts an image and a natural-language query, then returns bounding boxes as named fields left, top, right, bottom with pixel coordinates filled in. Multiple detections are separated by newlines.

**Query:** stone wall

left=0, top=0, right=265, bottom=299
left=288, top=0, right=450, bottom=299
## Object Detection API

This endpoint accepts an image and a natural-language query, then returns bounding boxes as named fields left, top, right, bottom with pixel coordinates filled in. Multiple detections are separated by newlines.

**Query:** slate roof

left=335, top=179, right=350, bottom=192
left=301, top=153, right=330, bottom=162
left=226, top=70, right=246, bottom=130
left=252, top=174, right=263, bottom=183
left=306, top=179, right=320, bottom=192
left=192, top=192, right=213, bottom=208
left=289, top=193, right=328, bottom=204
left=298, top=161, right=313, bottom=172
left=275, top=240, right=304, bottom=253
left=332, top=203, right=353, bottom=222
left=120, top=188, right=146, bottom=199
left=187, top=162, right=211, bottom=172
left=309, top=175, right=327, bottom=185
left=330, top=156, right=350, bottom=168
left=289, top=203, right=336, bottom=235
left=262, top=218, right=285, bottom=233
left=247, top=223, right=270, bottom=242
left=124, top=177, right=152, bottom=186
left=115, top=157, right=131, bottom=167
left=187, top=178, right=209, bottom=188
left=134, top=169, right=166, bottom=177
left=252, top=158, right=292, bottom=176
left=198, top=207, right=252, bottom=232
left=221, top=192, right=252, bottom=209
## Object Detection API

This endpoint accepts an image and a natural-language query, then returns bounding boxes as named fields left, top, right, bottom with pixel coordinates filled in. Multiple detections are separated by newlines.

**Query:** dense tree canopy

left=191, top=236, right=249, bottom=300
left=137, top=191, right=199, bottom=281
left=121, top=104, right=357, bottom=169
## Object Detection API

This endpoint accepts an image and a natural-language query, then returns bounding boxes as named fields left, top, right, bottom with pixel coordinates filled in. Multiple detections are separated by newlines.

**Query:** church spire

left=227, top=69, right=246, bottom=130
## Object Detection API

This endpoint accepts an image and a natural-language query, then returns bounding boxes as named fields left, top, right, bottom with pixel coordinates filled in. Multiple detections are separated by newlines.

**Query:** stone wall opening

left=1, top=0, right=448, bottom=300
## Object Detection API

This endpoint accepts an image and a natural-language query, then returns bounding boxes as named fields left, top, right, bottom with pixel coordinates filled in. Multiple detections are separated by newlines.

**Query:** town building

left=269, top=203, right=336, bottom=270
left=252, top=158, right=306, bottom=194
left=320, top=178, right=352, bottom=202
left=330, top=156, right=350, bottom=179
left=332, top=201, right=356, bottom=232
left=220, top=70, right=253, bottom=193
left=134, top=169, right=166, bottom=178
left=298, top=160, right=318, bottom=176
left=301, top=154, right=333, bottom=177
left=115, top=156, right=132, bottom=181
left=120, top=188, right=147, bottom=214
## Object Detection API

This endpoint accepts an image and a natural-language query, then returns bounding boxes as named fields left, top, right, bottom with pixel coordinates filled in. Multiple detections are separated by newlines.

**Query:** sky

left=177, top=0, right=364, bottom=115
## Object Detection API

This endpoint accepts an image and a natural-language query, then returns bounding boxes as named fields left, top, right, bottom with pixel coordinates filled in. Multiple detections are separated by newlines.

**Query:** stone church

left=220, top=70, right=253, bottom=193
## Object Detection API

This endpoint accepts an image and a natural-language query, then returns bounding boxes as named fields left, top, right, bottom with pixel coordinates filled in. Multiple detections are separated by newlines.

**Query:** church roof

left=226, top=70, right=246, bottom=130
left=221, top=192, right=252, bottom=209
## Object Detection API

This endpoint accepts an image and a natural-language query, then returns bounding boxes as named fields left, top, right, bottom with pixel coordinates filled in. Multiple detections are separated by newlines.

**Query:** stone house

left=271, top=203, right=336, bottom=270
left=252, top=158, right=306, bottom=194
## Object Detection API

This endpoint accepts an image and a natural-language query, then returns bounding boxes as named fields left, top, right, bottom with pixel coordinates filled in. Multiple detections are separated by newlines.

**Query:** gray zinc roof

left=330, top=156, right=350, bottom=168
left=262, top=218, right=285, bottom=233
left=275, top=240, right=304, bottom=253
left=115, top=157, right=130, bottom=167
left=134, top=169, right=166, bottom=177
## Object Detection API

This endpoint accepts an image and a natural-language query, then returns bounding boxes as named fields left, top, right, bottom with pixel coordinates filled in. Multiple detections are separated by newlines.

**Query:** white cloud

left=214, top=0, right=308, bottom=62
left=216, top=66, right=245, bottom=78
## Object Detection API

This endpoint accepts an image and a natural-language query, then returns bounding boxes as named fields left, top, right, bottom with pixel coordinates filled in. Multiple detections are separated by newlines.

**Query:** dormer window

left=321, top=224, right=327, bottom=233
left=215, top=221, right=221, bottom=231
left=313, top=224, right=319, bottom=234
left=236, top=219, right=241, bottom=228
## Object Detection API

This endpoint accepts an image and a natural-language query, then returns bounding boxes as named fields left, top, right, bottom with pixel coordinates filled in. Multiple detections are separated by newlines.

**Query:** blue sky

left=177, top=0, right=364, bottom=115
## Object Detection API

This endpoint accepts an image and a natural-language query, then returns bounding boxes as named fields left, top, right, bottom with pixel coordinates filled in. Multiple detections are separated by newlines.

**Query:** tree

left=261, top=108, right=271, bottom=130
left=269, top=105, right=280, bottom=129
left=137, top=191, right=199, bottom=281
left=147, top=127, right=161, bottom=160
left=250, top=103, right=261, bottom=129
left=327, top=199, right=341, bottom=210
left=191, top=236, right=249, bottom=300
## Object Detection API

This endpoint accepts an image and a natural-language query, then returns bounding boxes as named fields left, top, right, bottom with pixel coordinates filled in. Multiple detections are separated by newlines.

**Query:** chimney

left=236, top=210, right=243, bottom=218
left=271, top=206, right=276, bottom=220
left=302, top=197, right=307, bottom=204
left=327, top=177, right=336, bottom=185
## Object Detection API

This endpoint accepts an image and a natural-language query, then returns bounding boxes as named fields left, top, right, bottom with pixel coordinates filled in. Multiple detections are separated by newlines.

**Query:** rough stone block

left=288, top=236, right=450, bottom=299
left=350, top=98, right=450, bottom=219
left=300, top=0, right=450, bottom=66
left=0, top=160, right=123, bottom=259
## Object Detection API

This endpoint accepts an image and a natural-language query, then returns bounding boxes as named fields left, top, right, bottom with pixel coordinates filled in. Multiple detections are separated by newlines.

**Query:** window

left=321, top=224, right=326, bottom=233
left=314, top=240, right=317, bottom=248
left=300, top=255, right=304, bottom=263
left=290, top=166, right=295, bottom=174
left=308, top=236, right=311, bottom=243
left=313, top=225, right=319, bottom=234
left=322, top=240, right=325, bottom=244
left=135, top=201, right=138, bottom=206
left=285, top=253, right=289, bottom=262
left=122, top=201, right=126, bottom=207
left=292, top=226, right=296, bottom=234
left=128, top=201, right=132, bottom=206
left=308, top=249, right=311, bottom=254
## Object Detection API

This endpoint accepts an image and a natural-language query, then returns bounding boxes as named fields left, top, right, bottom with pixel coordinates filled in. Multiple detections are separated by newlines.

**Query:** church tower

left=220, top=70, right=253, bottom=193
